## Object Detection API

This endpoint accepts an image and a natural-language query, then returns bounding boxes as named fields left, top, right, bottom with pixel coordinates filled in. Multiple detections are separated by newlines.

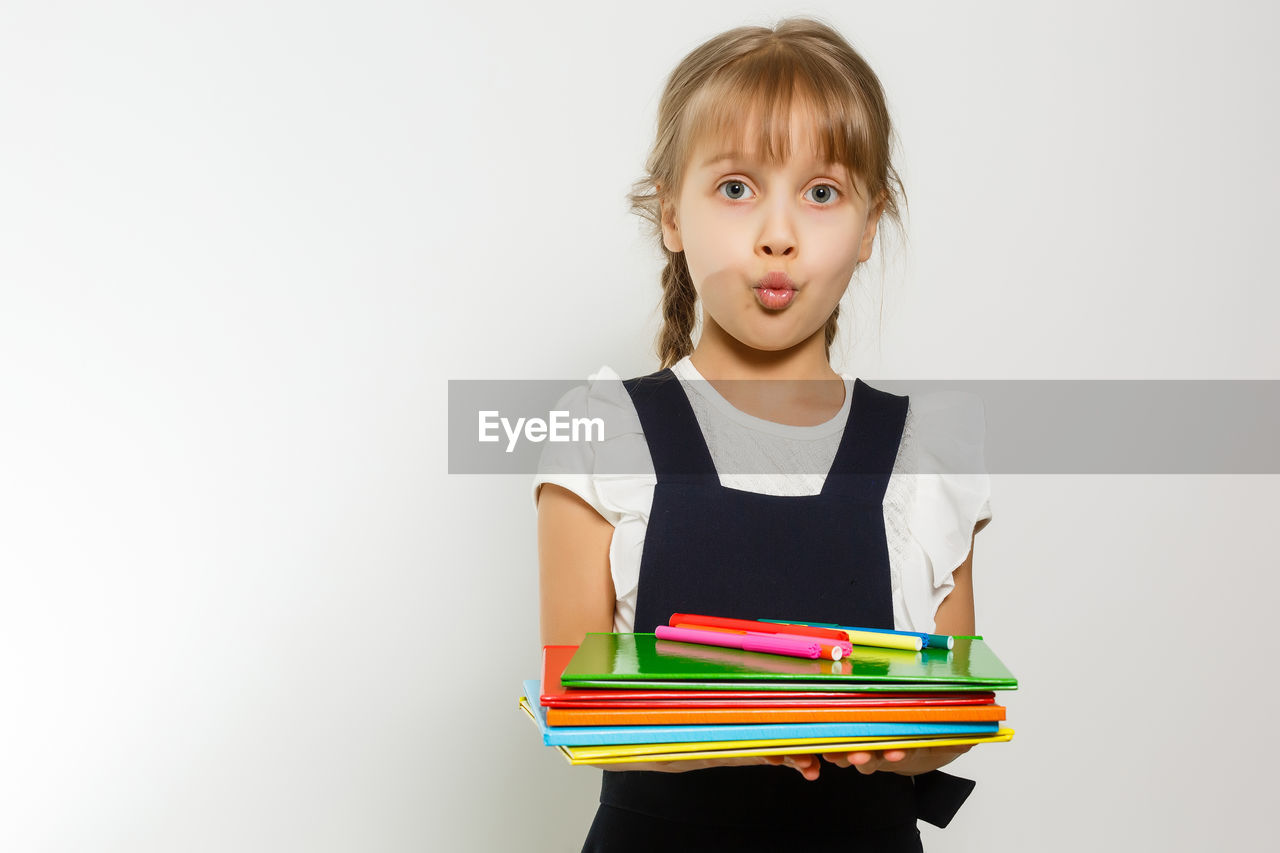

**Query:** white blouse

left=532, top=356, right=992, bottom=635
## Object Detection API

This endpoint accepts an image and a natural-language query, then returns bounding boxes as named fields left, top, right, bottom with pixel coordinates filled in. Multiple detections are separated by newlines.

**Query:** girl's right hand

left=591, top=753, right=822, bottom=781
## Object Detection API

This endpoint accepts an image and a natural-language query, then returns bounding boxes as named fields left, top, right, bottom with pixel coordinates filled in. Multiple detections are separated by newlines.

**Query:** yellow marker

left=840, top=629, right=922, bottom=652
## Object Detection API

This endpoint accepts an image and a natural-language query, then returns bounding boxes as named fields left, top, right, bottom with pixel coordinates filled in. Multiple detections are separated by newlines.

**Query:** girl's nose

left=757, top=203, right=798, bottom=257
left=758, top=234, right=797, bottom=257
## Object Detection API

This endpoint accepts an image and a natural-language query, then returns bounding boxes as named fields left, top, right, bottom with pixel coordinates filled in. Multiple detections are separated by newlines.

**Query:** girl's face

left=661, top=113, right=882, bottom=356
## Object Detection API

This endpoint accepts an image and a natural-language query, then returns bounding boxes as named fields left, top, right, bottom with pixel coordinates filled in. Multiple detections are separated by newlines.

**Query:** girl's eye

left=806, top=184, right=840, bottom=205
left=718, top=180, right=753, bottom=201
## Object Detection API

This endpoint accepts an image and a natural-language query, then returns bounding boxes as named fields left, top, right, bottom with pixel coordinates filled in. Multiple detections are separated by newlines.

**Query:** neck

left=686, top=318, right=846, bottom=426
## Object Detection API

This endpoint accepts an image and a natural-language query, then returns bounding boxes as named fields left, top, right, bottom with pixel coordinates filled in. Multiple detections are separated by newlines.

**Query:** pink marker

left=748, top=631, right=847, bottom=661
left=655, top=625, right=823, bottom=660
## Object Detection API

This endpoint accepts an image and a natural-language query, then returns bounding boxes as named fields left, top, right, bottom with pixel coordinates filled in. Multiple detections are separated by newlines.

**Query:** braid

left=656, top=250, right=699, bottom=369
left=823, top=304, right=840, bottom=363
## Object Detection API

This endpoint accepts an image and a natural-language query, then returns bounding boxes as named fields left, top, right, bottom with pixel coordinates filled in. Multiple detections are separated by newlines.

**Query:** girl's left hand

left=820, top=744, right=973, bottom=776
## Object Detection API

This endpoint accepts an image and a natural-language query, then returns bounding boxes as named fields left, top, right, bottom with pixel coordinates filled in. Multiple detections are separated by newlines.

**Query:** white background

left=2, top=1, right=1277, bottom=850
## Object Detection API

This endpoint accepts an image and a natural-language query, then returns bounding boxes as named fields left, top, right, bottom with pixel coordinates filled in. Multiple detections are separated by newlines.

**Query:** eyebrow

left=702, top=151, right=746, bottom=167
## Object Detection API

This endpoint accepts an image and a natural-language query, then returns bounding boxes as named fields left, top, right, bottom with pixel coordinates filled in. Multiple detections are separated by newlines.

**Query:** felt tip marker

left=673, top=622, right=849, bottom=661
left=655, top=625, right=823, bottom=660
left=759, top=619, right=921, bottom=651
left=761, top=619, right=954, bottom=650
left=668, top=613, right=850, bottom=643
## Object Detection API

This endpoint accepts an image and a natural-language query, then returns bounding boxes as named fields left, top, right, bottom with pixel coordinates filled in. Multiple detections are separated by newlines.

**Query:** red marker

left=669, top=613, right=851, bottom=643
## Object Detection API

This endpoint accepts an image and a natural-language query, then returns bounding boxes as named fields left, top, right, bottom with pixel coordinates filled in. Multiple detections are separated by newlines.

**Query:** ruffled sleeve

left=896, top=391, right=993, bottom=633
left=531, top=366, right=656, bottom=633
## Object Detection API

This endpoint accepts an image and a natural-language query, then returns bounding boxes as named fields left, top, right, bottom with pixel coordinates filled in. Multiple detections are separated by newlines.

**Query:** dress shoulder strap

left=821, top=378, right=909, bottom=502
left=622, top=369, right=717, bottom=481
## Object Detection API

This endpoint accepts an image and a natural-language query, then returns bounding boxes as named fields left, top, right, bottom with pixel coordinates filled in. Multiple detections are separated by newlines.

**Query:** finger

left=849, top=751, right=881, bottom=775
left=789, top=753, right=821, bottom=781
left=761, top=753, right=809, bottom=777
left=821, top=752, right=852, bottom=768
left=882, top=749, right=910, bottom=763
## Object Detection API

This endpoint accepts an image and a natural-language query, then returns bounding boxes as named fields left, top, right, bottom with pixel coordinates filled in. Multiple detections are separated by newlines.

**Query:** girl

left=535, top=17, right=992, bottom=852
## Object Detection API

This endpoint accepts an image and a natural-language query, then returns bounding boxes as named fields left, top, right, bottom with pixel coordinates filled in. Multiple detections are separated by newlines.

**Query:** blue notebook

left=521, top=680, right=998, bottom=746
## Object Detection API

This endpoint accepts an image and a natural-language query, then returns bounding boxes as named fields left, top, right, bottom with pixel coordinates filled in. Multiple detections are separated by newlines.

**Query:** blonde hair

left=626, top=17, right=908, bottom=370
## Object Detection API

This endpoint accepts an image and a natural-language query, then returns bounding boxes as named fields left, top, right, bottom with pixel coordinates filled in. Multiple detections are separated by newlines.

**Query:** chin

left=733, top=333, right=806, bottom=353
left=731, top=321, right=820, bottom=354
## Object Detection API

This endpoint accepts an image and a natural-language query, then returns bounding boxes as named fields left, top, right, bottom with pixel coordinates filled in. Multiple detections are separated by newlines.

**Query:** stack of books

left=519, top=615, right=1018, bottom=766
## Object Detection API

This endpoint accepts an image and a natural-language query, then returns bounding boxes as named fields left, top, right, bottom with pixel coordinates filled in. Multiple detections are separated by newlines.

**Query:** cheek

left=685, top=225, right=746, bottom=284
left=680, top=240, right=720, bottom=292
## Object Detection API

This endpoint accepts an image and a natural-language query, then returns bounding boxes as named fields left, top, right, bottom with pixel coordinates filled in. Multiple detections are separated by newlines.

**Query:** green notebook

left=560, top=633, right=1019, bottom=692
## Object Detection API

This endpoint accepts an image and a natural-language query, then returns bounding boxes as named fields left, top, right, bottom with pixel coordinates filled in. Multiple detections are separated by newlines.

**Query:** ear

left=659, top=186, right=683, bottom=253
left=857, top=194, right=885, bottom=264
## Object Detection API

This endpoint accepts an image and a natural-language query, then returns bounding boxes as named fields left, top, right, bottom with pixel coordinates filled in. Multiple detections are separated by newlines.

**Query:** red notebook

left=539, top=645, right=996, bottom=709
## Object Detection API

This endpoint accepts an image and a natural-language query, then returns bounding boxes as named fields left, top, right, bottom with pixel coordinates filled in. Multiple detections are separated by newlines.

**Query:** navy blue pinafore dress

left=581, top=369, right=975, bottom=852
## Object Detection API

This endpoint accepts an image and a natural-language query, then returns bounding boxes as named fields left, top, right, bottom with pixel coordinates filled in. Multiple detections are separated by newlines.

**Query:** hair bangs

left=681, top=49, right=879, bottom=196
